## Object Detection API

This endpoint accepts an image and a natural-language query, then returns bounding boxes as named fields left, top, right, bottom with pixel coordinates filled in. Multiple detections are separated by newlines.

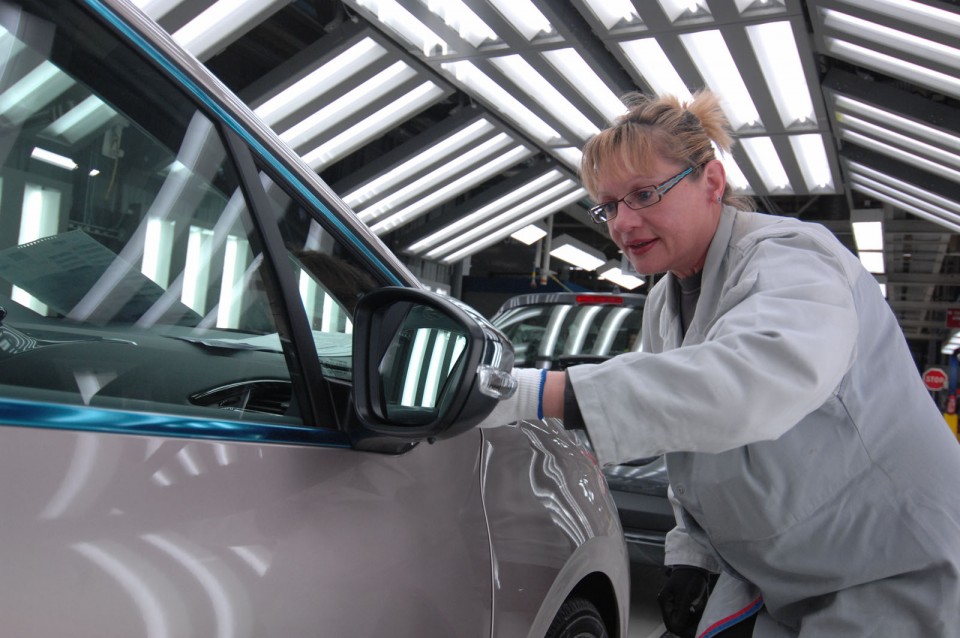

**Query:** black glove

left=657, top=565, right=712, bottom=638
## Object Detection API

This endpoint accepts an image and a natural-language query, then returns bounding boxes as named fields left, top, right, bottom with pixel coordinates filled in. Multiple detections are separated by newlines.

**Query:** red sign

left=923, top=367, right=948, bottom=391
left=948, top=308, right=960, bottom=328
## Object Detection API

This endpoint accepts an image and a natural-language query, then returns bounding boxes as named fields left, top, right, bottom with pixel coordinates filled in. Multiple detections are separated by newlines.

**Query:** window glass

left=0, top=1, right=301, bottom=424
left=257, top=169, right=381, bottom=383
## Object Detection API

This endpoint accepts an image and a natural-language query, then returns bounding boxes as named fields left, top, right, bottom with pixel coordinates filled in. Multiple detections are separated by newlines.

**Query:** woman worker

left=484, top=90, right=960, bottom=637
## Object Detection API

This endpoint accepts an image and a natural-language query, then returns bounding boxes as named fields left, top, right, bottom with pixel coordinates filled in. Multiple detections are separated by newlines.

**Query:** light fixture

left=858, top=251, right=884, bottom=274
left=851, top=210, right=884, bottom=252
left=833, top=95, right=960, bottom=154
left=598, top=260, right=644, bottom=290
left=821, top=9, right=960, bottom=74
left=835, top=0, right=960, bottom=37
left=439, top=189, right=586, bottom=264
left=847, top=172, right=960, bottom=233
left=657, top=0, right=711, bottom=22
left=581, top=0, right=641, bottom=30
left=407, top=170, right=565, bottom=254
left=550, top=234, right=606, bottom=271
left=619, top=39, right=692, bottom=100
left=31, top=147, right=78, bottom=170
left=424, top=179, right=578, bottom=259
left=344, top=119, right=495, bottom=208
left=824, top=37, right=960, bottom=99
left=357, top=132, right=515, bottom=223
left=280, top=61, right=416, bottom=150
left=253, top=38, right=385, bottom=127
left=370, top=145, right=534, bottom=234
left=487, top=0, right=554, bottom=40
left=746, top=21, right=815, bottom=127
left=172, top=0, right=290, bottom=61
left=846, top=161, right=960, bottom=219
left=355, top=0, right=446, bottom=55
left=44, top=96, right=118, bottom=143
left=680, top=30, right=761, bottom=130
left=0, top=61, right=74, bottom=126
left=511, top=222, right=548, bottom=245
left=739, top=137, right=791, bottom=192
left=441, top=61, right=560, bottom=143
left=541, top=48, right=627, bottom=124
left=426, top=0, right=497, bottom=47
left=839, top=129, right=960, bottom=185
left=302, top=82, right=446, bottom=170
left=838, top=114, right=960, bottom=172
left=489, top=55, right=600, bottom=139
left=789, top=134, right=833, bottom=191
left=552, top=147, right=584, bottom=171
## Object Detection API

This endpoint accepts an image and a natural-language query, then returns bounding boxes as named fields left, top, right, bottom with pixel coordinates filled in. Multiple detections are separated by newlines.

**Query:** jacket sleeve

left=568, top=229, right=860, bottom=465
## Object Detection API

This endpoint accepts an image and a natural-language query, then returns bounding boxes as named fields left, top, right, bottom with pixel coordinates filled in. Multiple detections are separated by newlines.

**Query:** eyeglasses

left=588, top=166, right=696, bottom=224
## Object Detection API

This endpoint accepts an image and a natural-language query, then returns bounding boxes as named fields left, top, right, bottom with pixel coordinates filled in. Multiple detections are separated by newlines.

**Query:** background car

left=0, top=1, right=630, bottom=635
left=491, top=292, right=675, bottom=566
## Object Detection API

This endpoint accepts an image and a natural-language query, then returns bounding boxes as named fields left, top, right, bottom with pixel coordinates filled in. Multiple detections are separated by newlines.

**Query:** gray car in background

left=0, top=1, right=630, bottom=635
left=492, top=292, right=674, bottom=566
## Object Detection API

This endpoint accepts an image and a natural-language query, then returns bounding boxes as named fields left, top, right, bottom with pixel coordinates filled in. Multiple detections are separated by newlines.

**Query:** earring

left=716, top=196, right=722, bottom=203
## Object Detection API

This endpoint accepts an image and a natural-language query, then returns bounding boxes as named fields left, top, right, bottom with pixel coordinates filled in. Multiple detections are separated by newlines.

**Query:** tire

left=545, top=597, right=608, bottom=638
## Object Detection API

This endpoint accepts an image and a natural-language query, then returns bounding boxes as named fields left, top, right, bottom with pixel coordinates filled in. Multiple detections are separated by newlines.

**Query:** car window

left=494, top=302, right=642, bottom=367
left=0, top=1, right=303, bottom=424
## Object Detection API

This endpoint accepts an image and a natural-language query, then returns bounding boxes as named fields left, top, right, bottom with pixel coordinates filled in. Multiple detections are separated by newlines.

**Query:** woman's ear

left=703, top=159, right=726, bottom=202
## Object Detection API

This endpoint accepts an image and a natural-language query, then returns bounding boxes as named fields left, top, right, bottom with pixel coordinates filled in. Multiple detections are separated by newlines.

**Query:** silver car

left=0, top=0, right=629, bottom=636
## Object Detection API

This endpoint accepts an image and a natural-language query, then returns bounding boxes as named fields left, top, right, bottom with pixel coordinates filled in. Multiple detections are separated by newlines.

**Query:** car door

left=0, top=1, right=493, bottom=635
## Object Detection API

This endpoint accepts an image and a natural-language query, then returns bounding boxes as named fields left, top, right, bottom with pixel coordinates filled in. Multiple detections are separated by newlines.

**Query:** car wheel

left=545, top=597, right=608, bottom=638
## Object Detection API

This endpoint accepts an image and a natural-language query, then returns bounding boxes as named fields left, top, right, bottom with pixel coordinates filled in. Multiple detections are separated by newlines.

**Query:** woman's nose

left=609, top=201, right=642, bottom=231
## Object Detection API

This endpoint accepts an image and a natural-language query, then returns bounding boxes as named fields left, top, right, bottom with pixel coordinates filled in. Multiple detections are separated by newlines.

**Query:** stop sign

left=922, top=367, right=948, bottom=391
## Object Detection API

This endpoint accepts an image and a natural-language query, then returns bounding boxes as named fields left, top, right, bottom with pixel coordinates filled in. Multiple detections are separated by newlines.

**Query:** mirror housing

left=351, top=287, right=515, bottom=449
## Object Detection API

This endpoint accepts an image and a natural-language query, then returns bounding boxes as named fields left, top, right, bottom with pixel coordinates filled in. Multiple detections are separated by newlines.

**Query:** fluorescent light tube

left=789, top=134, right=833, bottom=191
left=490, top=55, right=599, bottom=139
left=852, top=221, right=883, bottom=251
left=581, top=0, right=641, bottom=29
left=542, top=48, right=627, bottom=124
left=680, top=30, right=761, bottom=130
left=487, top=0, right=554, bottom=40
left=511, top=223, right=548, bottom=245
left=254, top=38, right=385, bottom=126
left=747, top=21, right=814, bottom=127
left=425, top=181, right=577, bottom=258
left=442, top=61, right=560, bottom=143
left=370, top=145, right=534, bottom=234
left=344, top=119, right=495, bottom=208
left=358, top=132, right=515, bottom=223
left=31, top=147, right=78, bottom=170
left=739, top=137, right=791, bottom=191
left=439, top=189, right=586, bottom=263
left=426, top=0, right=497, bottom=47
left=550, top=234, right=607, bottom=271
left=858, top=251, right=884, bottom=274
left=407, top=170, right=564, bottom=254
left=302, top=82, right=445, bottom=170
left=834, top=95, right=960, bottom=154
left=619, top=39, right=692, bottom=100
left=356, top=0, right=447, bottom=55
left=839, top=129, right=960, bottom=184
left=825, top=37, right=960, bottom=99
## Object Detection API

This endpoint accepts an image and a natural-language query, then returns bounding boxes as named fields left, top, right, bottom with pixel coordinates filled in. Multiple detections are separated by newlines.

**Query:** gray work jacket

left=568, top=207, right=960, bottom=636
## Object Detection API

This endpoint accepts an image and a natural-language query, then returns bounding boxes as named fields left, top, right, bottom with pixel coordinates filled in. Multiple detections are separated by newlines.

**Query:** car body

left=491, top=292, right=675, bottom=566
left=0, top=1, right=629, bottom=636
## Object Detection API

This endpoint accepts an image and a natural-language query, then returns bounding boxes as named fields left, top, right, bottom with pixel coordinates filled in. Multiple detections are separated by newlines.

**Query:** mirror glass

left=378, top=303, right=468, bottom=425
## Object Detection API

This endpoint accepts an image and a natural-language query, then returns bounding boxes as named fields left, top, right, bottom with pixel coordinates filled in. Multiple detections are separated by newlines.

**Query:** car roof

left=493, top=291, right=647, bottom=317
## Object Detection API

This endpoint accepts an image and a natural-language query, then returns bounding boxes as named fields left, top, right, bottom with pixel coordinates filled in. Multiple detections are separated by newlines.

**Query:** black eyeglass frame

left=588, top=165, right=698, bottom=224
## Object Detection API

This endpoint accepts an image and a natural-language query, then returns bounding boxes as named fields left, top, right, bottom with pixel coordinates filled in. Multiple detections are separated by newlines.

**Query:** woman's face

left=595, top=156, right=725, bottom=279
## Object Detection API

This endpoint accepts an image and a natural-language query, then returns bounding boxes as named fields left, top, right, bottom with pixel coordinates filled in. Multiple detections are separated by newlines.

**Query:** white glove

left=477, top=368, right=546, bottom=428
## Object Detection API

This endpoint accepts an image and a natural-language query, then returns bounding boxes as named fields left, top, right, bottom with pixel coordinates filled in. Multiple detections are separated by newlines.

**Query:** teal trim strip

left=0, top=397, right=352, bottom=447
left=82, top=0, right=402, bottom=286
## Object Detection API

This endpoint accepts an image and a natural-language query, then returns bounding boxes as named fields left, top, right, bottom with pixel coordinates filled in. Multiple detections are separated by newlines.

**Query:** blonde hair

left=580, top=90, right=753, bottom=211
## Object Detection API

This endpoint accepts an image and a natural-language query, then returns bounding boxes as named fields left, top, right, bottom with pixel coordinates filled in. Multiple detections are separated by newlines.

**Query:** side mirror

left=351, top=287, right=515, bottom=449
